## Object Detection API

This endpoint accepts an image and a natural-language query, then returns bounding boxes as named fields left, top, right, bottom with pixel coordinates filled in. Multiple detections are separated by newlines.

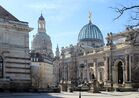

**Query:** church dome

left=32, top=32, right=52, bottom=50
left=78, top=21, right=103, bottom=43
left=31, top=14, right=53, bottom=58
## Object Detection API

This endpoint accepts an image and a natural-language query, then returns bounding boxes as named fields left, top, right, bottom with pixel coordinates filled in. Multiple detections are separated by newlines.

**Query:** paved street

left=0, top=91, right=139, bottom=98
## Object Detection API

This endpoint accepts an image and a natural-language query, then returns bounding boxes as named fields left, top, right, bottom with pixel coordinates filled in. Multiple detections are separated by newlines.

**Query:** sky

left=0, top=0, right=138, bottom=54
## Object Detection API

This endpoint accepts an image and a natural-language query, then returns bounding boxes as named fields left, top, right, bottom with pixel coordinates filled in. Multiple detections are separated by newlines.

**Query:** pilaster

left=129, top=54, right=132, bottom=82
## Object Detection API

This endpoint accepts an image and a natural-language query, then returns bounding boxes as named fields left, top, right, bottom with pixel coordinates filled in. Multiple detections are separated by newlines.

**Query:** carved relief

left=113, top=55, right=125, bottom=65
left=125, top=32, right=138, bottom=45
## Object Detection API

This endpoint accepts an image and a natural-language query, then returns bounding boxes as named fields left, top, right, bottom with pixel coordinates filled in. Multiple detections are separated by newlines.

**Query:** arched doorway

left=0, top=56, right=3, bottom=78
left=117, top=61, right=123, bottom=84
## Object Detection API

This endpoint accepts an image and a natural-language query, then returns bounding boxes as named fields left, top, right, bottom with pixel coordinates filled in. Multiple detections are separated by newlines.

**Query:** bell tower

left=38, top=13, right=46, bottom=33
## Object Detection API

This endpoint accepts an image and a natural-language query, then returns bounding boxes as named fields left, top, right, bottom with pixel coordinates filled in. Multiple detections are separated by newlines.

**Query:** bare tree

left=31, top=66, right=42, bottom=89
left=112, top=4, right=139, bottom=28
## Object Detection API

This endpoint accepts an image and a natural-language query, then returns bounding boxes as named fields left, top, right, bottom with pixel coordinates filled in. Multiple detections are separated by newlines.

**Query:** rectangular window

left=100, top=71, right=103, bottom=81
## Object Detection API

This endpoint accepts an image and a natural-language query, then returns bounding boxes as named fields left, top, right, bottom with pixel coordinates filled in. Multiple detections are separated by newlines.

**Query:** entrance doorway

left=117, top=61, right=123, bottom=84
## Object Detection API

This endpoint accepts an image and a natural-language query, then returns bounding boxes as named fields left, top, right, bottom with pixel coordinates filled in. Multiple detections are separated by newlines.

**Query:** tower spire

left=56, top=44, right=60, bottom=58
left=41, top=10, right=42, bottom=15
left=88, top=11, right=92, bottom=23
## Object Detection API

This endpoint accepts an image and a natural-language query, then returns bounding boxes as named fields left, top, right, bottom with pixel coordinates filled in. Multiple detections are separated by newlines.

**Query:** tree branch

left=111, top=5, right=139, bottom=28
left=112, top=5, right=139, bottom=20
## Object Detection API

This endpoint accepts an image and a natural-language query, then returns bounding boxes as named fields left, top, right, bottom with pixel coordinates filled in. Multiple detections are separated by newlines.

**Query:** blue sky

left=0, top=0, right=138, bottom=53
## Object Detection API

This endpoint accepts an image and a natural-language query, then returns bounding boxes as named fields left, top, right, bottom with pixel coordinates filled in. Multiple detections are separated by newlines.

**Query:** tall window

left=81, top=72, right=83, bottom=80
left=0, top=56, right=3, bottom=78
left=99, top=68, right=104, bottom=81
left=100, top=71, right=103, bottom=81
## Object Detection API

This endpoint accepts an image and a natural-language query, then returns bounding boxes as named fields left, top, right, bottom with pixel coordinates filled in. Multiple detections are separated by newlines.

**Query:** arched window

left=0, top=56, right=3, bottom=78
left=39, top=24, right=41, bottom=29
left=42, top=24, right=45, bottom=29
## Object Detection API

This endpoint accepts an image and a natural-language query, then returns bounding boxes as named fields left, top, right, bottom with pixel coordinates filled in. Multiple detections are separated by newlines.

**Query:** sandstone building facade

left=54, top=13, right=139, bottom=90
left=0, top=6, right=32, bottom=91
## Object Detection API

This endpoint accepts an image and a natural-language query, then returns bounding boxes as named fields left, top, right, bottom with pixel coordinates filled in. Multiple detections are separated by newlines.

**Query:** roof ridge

left=0, top=5, right=19, bottom=21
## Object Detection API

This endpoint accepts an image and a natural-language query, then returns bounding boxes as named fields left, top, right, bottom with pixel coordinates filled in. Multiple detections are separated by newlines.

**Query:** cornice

left=0, top=20, right=33, bottom=32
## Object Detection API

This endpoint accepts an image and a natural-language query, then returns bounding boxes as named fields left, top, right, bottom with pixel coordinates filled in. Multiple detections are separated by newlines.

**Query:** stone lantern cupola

left=38, top=13, right=46, bottom=33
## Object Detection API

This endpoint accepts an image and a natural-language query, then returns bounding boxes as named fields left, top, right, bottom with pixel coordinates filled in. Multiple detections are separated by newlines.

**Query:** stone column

left=87, top=63, right=90, bottom=81
left=93, top=59, right=97, bottom=80
left=129, top=54, right=132, bottom=82
left=125, top=54, right=130, bottom=82
left=109, top=55, right=112, bottom=83
left=85, top=64, right=88, bottom=81
left=104, top=57, right=109, bottom=81
left=123, top=63, right=126, bottom=84
left=112, top=65, right=117, bottom=84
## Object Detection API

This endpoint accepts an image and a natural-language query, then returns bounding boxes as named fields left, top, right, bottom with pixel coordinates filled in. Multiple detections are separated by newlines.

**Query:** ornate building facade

left=54, top=13, right=139, bottom=90
left=30, top=14, right=54, bottom=89
left=0, top=6, right=32, bottom=91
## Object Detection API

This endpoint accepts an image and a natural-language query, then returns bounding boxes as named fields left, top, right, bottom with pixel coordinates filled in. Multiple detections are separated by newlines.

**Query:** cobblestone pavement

left=0, top=91, right=139, bottom=98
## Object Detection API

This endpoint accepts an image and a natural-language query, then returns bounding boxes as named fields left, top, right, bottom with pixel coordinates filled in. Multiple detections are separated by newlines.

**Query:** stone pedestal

left=124, top=82, right=132, bottom=88
left=62, top=84, right=67, bottom=91
left=113, top=83, right=119, bottom=91
left=89, top=80, right=100, bottom=93
left=59, top=81, right=68, bottom=92
left=67, top=81, right=73, bottom=92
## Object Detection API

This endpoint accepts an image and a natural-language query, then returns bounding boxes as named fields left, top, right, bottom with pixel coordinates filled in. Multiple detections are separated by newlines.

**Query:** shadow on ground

left=0, top=93, right=63, bottom=98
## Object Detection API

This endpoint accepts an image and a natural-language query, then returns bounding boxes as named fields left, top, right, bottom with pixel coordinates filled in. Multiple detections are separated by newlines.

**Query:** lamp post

left=107, top=32, right=113, bottom=90
left=78, top=84, right=82, bottom=98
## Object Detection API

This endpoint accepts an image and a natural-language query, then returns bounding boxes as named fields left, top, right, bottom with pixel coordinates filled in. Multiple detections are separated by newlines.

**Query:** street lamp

left=78, top=84, right=82, bottom=98
left=106, top=32, right=113, bottom=90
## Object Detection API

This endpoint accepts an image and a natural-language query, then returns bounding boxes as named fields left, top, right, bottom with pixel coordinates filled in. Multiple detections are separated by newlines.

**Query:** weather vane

left=89, top=11, right=92, bottom=22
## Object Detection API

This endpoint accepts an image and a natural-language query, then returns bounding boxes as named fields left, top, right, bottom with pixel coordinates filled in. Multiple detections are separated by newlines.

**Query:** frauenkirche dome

left=31, top=14, right=53, bottom=58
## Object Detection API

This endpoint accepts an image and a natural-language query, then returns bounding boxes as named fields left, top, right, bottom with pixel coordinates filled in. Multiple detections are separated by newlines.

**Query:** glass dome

left=78, top=21, right=104, bottom=43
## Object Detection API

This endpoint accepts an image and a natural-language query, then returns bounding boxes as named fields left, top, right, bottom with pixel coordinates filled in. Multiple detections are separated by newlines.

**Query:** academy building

left=53, top=12, right=139, bottom=91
